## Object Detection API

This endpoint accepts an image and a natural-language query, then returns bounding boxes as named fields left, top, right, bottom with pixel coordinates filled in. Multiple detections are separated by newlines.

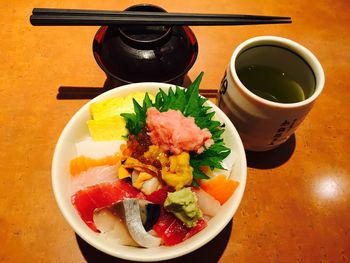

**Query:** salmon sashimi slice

left=70, top=154, right=122, bottom=176
left=199, top=175, right=239, bottom=205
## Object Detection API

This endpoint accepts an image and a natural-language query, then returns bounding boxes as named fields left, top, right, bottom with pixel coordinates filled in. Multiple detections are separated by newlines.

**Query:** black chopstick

left=30, top=8, right=291, bottom=26
left=32, top=8, right=291, bottom=21
left=30, top=15, right=291, bottom=26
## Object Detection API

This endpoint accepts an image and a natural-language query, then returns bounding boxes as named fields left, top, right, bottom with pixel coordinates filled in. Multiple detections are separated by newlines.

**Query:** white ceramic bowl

left=52, top=83, right=247, bottom=262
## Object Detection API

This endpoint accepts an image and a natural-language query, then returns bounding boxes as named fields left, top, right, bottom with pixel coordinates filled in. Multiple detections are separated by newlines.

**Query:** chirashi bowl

left=51, top=82, right=247, bottom=261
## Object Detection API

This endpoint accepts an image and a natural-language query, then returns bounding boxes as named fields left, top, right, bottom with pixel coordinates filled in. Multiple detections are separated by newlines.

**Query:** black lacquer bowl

left=93, top=4, right=198, bottom=87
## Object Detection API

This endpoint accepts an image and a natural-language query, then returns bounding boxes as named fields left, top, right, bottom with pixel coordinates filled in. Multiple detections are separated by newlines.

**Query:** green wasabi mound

left=164, top=188, right=202, bottom=228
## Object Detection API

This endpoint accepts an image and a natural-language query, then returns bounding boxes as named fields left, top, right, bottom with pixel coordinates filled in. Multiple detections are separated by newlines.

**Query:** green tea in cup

left=218, top=36, right=325, bottom=151
left=235, top=45, right=316, bottom=103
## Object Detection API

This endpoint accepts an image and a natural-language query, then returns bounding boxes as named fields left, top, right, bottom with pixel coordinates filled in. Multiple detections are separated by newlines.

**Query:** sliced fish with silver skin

left=122, top=199, right=161, bottom=248
left=93, top=198, right=161, bottom=248
left=93, top=208, right=138, bottom=246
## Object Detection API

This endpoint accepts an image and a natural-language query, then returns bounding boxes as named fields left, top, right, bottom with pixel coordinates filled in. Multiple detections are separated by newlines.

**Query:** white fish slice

left=70, top=165, right=118, bottom=194
left=94, top=199, right=161, bottom=248
left=93, top=208, right=139, bottom=246
left=193, top=188, right=221, bottom=217
left=75, top=139, right=125, bottom=159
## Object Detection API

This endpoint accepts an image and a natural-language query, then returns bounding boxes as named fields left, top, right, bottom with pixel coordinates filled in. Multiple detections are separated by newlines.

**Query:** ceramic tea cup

left=218, top=36, right=325, bottom=151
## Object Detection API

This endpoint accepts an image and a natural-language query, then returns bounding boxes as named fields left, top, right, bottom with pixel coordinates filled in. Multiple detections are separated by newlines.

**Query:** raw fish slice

left=183, top=219, right=207, bottom=241
left=71, top=191, right=98, bottom=231
left=145, top=186, right=174, bottom=205
left=70, top=165, right=119, bottom=194
left=86, top=184, right=119, bottom=208
left=200, top=175, right=239, bottom=205
left=152, top=208, right=207, bottom=246
left=75, top=139, right=125, bottom=159
left=122, top=199, right=161, bottom=248
left=192, top=187, right=221, bottom=217
left=72, top=180, right=143, bottom=231
left=93, top=199, right=161, bottom=247
left=70, top=155, right=121, bottom=176
left=93, top=208, right=139, bottom=246
left=153, top=208, right=187, bottom=246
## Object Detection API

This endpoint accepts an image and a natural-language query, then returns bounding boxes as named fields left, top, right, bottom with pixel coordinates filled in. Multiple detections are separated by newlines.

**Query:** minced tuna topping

left=146, top=107, right=214, bottom=154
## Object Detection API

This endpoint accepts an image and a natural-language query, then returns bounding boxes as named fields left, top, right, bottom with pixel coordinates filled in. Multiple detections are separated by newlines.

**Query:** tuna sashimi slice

left=145, top=186, right=174, bottom=205
left=183, top=219, right=207, bottom=240
left=71, top=180, right=143, bottom=231
left=152, top=208, right=207, bottom=246
left=153, top=208, right=187, bottom=246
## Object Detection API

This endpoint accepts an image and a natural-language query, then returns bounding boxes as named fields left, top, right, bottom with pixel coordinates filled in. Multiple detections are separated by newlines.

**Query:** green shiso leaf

left=121, top=72, right=231, bottom=185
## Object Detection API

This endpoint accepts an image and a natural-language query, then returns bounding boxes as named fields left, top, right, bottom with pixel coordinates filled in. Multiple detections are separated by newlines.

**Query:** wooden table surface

left=1, top=0, right=349, bottom=262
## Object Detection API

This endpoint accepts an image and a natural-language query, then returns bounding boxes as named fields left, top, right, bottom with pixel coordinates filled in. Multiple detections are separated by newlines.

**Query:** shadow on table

left=56, top=76, right=194, bottom=100
left=76, top=220, right=232, bottom=263
left=56, top=79, right=113, bottom=100
left=245, top=134, right=296, bottom=169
